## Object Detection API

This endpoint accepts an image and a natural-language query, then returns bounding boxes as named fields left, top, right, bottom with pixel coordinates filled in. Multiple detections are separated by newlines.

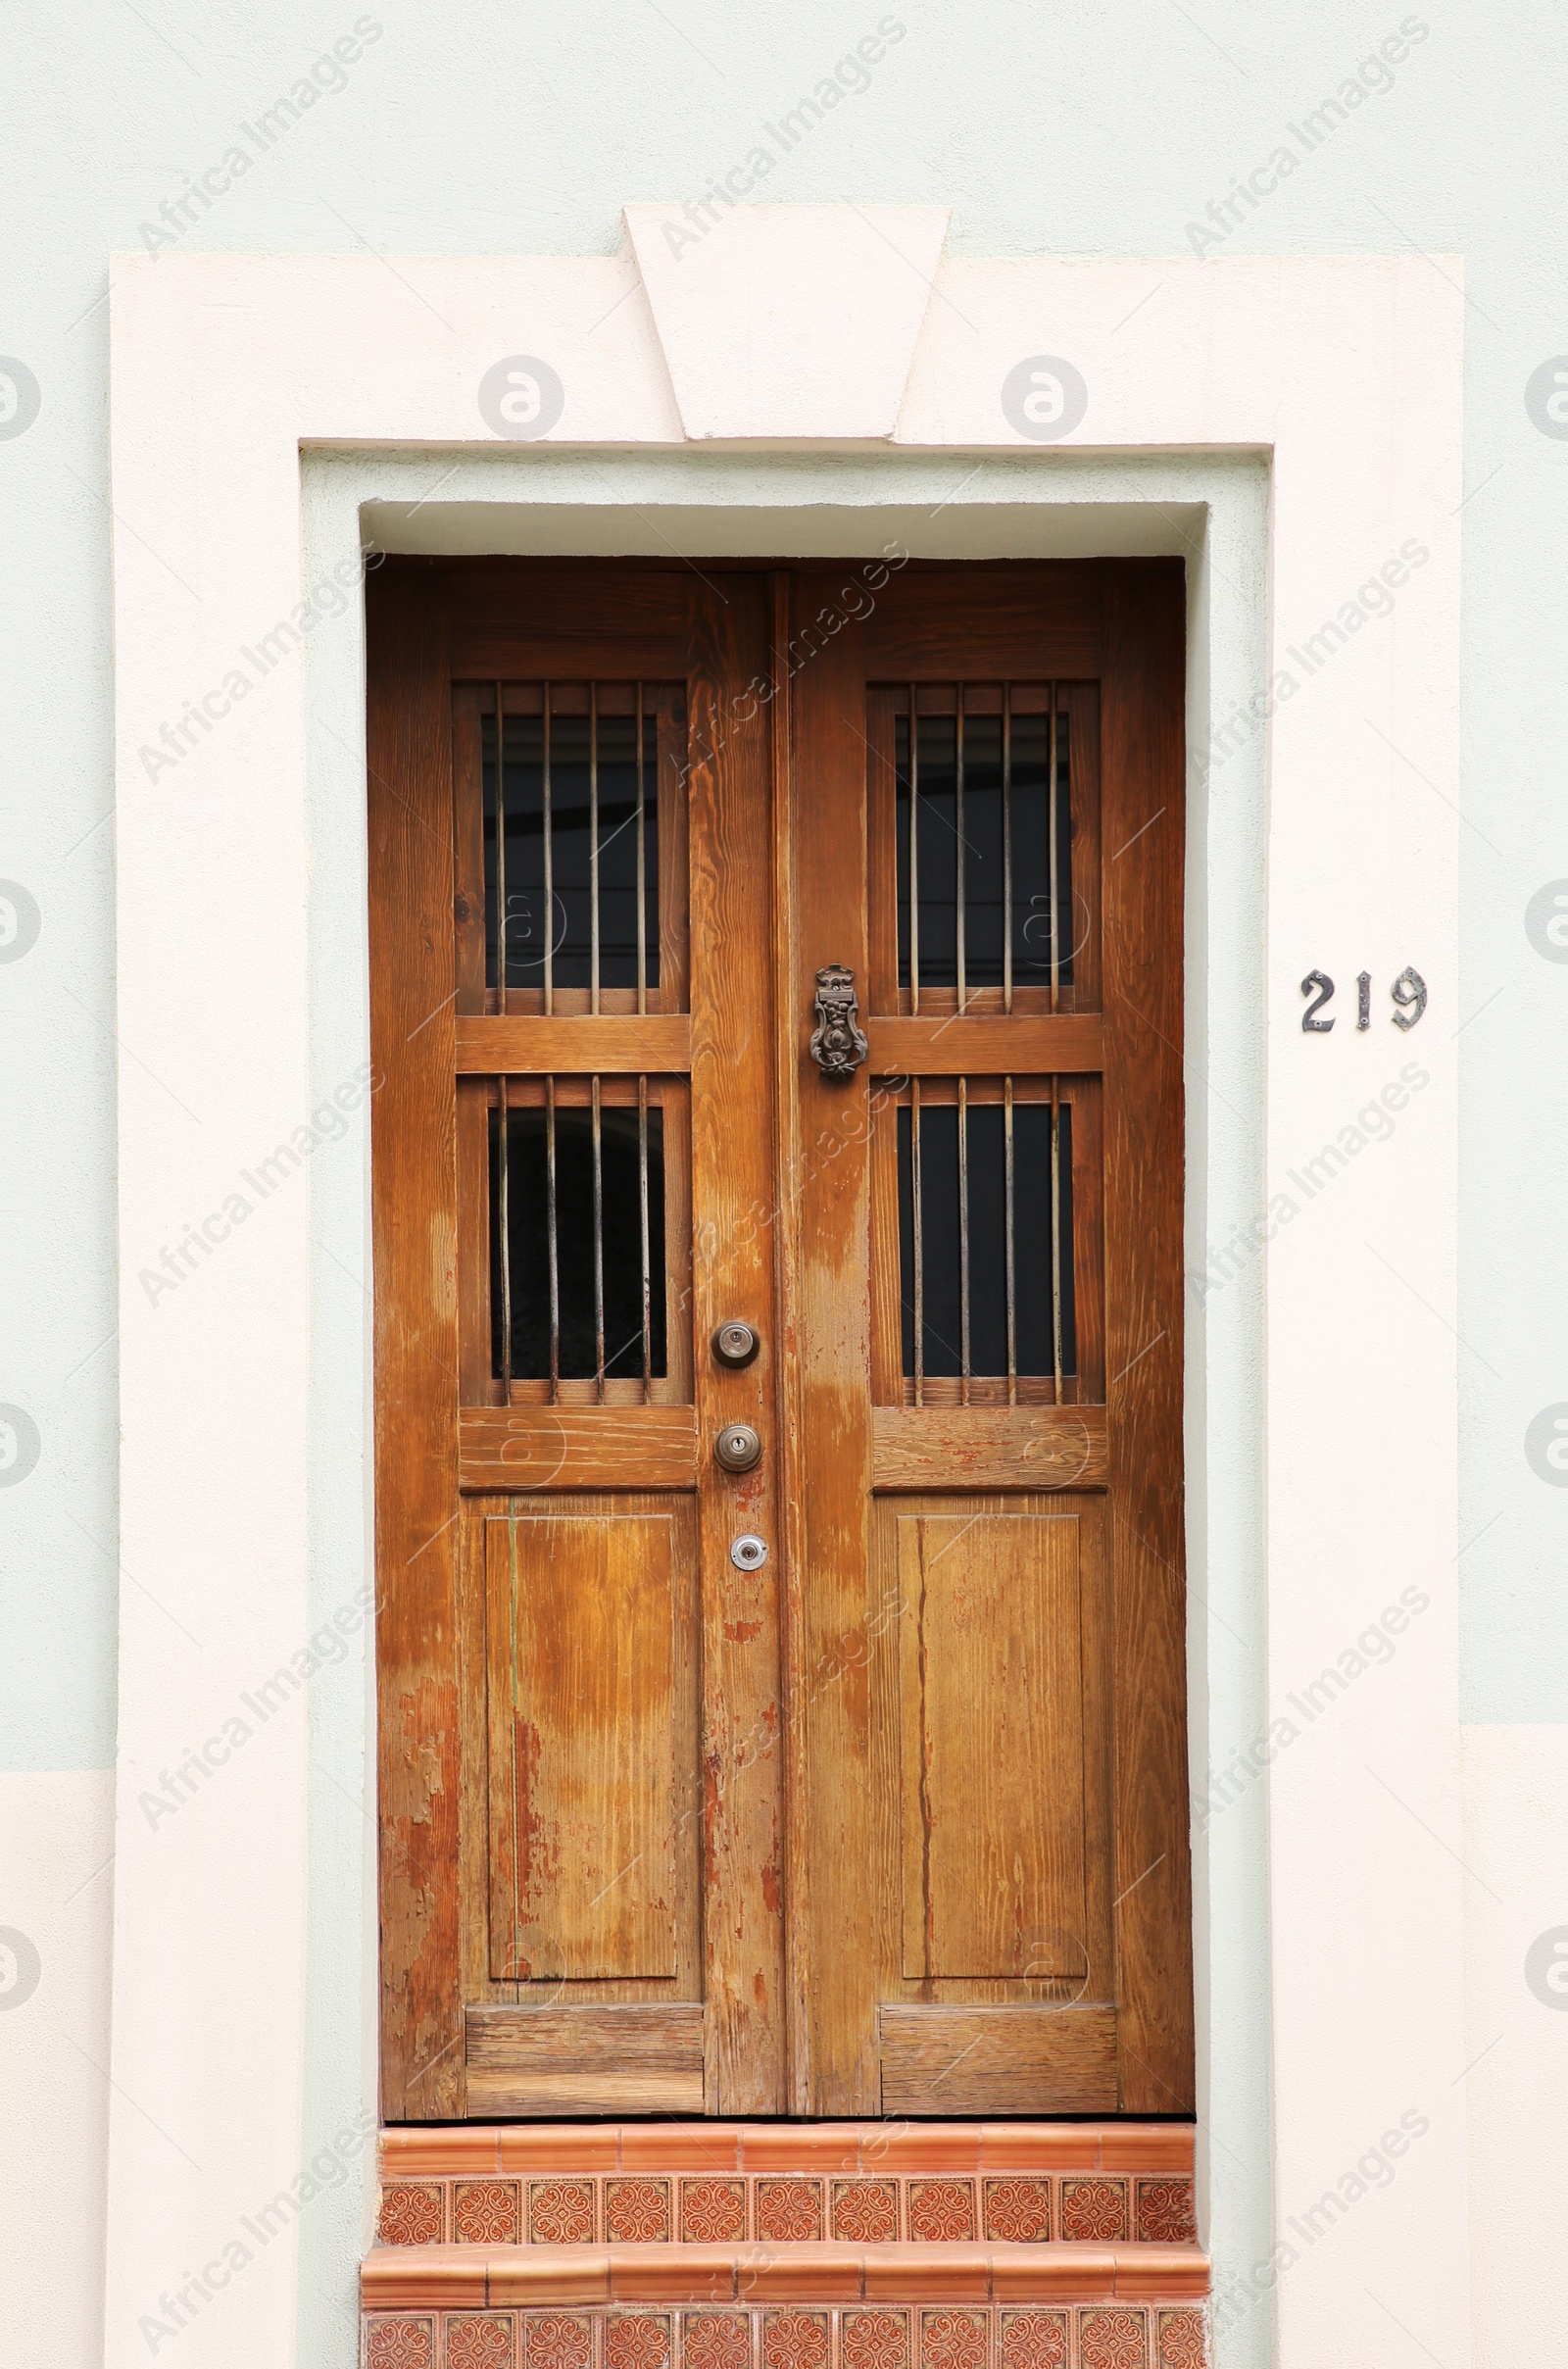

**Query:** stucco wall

left=4, top=6, right=1567, bottom=2364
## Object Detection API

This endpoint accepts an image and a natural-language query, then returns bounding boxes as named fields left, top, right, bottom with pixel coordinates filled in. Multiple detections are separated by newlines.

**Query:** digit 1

left=1300, top=970, right=1335, bottom=1031
left=1356, top=972, right=1371, bottom=1030
left=1391, top=966, right=1427, bottom=1030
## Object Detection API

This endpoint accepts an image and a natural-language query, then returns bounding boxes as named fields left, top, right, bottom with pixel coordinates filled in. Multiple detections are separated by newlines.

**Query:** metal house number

left=1300, top=966, right=1427, bottom=1033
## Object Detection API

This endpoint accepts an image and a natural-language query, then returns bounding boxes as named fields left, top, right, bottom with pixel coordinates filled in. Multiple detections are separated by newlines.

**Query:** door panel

left=896, top=1508, right=1094, bottom=1984
left=368, top=557, right=1192, bottom=2122
left=484, top=1509, right=694, bottom=1983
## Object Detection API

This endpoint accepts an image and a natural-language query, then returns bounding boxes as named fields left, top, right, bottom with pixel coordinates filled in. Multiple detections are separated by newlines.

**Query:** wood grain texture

left=367, top=563, right=466, bottom=2117
left=455, top=1015, right=692, bottom=1074
left=898, top=1514, right=1088, bottom=1983
left=485, top=1515, right=678, bottom=1981
left=1100, top=562, right=1194, bottom=2113
left=685, top=572, right=788, bottom=2112
left=861, top=565, right=1103, bottom=680
left=872, top=1407, right=1109, bottom=1493
left=878, top=2006, right=1118, bottom=2115
left=789, top=574, right=879, bottom=2113
left=446, top=561, right=687, bottom=681
left=459, top=1406, right=698, bottom=1492
left=867, top=1015, right=1104, bottom=1076
left=466, top=2004, right=705, bottom=2117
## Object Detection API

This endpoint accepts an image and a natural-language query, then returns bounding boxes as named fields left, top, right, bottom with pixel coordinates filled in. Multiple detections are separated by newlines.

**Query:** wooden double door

left=368, top=557, right=1191, bottom=2122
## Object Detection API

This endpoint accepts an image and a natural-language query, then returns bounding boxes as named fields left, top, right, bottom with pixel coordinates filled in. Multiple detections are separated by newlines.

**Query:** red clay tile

left=681, top=2310, right=753, bottom=2369
left=1058, top=2182, right=1127, bottom=2246
left=755, top=2178, right=824, bottom=2244
left=363, top=2247, right=487, bottom=2312
left=736, top=2246, right=864, bottom=2303
left=382, top=2128, right=504, bottom=2177
left=682, top=2178, right=748, bottom=2244
left=988, top=2249, right=1117, bottom=2305
left=1109, top=2249, right=1208, bottom=2302
left=379, top=2181, right=447, bottom=2246
left=499, top=2130, right=620, bottom=2174
left=865, top=2132, right=982, bottom=2175
left=489, top=2253, right=613, bottom=2309
left=455, top=2181, right=522, bottom=2246
left=760, top=2306, right=830, bottom=2369
left=608, top=2249, right=739, bottom=2304
left=1154, top=2305, right=1208, bottom=2366
left=444, top=2312, right=517, bottom=2369
left=519, top=2311, right=595, bottom=2369
left=622, top=2129, right=745, bottom=2174
left=977, top=2132, right=1092, bottom=2175
left=917, top=2307, right=990, bottom=2369
left=529, top=2181, right=597, bottom=2246
left=365, top=2313, right=436, bottom=2369
left=998, top=2309, right=1067, bottom=2369
left=738, top=2128, right=863, bottom=2173
left=906, top=2183, right=976, bottom=2245
left=864, top=2250, right=988, bottom=2305
left=1134, top=2182, right=1196, bottom=2246
left=981, top=2181, right=1052, bottom=2246
left=832, top=2180, right=900, bottom=2244
left=1077, top=2305, right=1148, bottom=2369
left=607, top=2180, right=672, bottom=2245
left=842, top=2308, right=911, bottom=2369
left=1095, top=2130, right=1192, bottom=2177
left=604, top=2310, right=673, bottom=2369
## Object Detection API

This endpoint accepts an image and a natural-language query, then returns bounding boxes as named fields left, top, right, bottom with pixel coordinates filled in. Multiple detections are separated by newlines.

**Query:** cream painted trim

left=105, top=220, right=1464, bottom=2369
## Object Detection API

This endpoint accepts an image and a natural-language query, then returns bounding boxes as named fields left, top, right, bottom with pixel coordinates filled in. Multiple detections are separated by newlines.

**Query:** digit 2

left=1300, top=970, right=1336, bottom=1031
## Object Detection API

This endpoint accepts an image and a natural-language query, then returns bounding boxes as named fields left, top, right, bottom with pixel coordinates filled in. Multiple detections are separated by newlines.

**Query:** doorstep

left=363, top=2127, right=1210, bottom=2367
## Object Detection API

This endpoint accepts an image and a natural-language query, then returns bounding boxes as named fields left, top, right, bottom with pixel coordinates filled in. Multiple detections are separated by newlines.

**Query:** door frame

left=103, top=234, right=1466, bottom=2369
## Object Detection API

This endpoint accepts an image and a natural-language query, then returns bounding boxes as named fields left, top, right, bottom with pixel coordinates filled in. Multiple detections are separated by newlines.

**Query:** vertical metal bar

left=497, top=1076, right=512, bottom=1395
left=955, top=684, right=966, bottom=1011
left=494, top=683, right=507, bottom=1014
left=911, top=1078, right=924, bottom=1407
left=1051, top=1076, right=1064, bottom=1404
left=1049, top=684, right=1060, bottom=1013
left=957, top=1074, right=970, bottom=1404
left=908, top=684, right=919, bottom=1015
left=1003, top=683, right=1013, bottom=1016
left=638, top=1072, right=652, bottom=1402
left=542, top=686, right=554, bottom=1017
left=1004, top=1075, right=1016, bottom=1406
left=546, top=1076, right=560, bottom=1405
left=589, top=680, right=600, bottom=1016
left=591, top=1072, right=606, bottom=1402
left=635, top=681, right=647, bottom=1017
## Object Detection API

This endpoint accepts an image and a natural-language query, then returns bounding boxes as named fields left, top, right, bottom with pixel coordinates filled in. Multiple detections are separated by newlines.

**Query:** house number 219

left=1300, top=967, right=1427, bottom=1032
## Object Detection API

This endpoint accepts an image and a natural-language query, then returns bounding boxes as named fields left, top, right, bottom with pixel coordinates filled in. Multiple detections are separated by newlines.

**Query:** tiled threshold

left=364, top=2127, right=1210, bottom=2367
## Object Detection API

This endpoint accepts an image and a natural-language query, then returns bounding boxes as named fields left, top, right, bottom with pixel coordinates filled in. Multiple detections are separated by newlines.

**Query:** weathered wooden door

left=368, top=558, right=1191, bottom=2122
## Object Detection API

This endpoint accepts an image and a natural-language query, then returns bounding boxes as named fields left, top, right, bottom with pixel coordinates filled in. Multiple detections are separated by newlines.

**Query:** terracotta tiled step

left=376, top=2127, right=1198, bottom=2251
left=363, top=2243, right=1210, bottom=2308
left=361, top=2290, right=1211, bottom=2368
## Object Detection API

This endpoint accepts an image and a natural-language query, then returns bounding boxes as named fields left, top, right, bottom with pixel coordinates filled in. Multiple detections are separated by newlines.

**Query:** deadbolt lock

left=713, top=1422, right=762, bottom=1474
left=712, top=1320, right=760, bottom=1369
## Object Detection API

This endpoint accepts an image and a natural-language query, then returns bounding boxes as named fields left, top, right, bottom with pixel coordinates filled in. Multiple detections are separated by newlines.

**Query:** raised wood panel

left=456, top=1014, right=692, bottom=1075
left=872, top=1407, right=1109, bottom=1493
left=445, top=562, right=688, bottom=681
left=897, top=1513, right=1090, bottom=1982
left=878, top=2005, right=1117, bottom=2115
left=459, top=1406, right=698, bottom=1492
left=867, top=1014, right=1103, bottom=1076
left=465, top=2003, right=705, bottom=2116
left=485, top=1515, right=679, bottom=1981
left=861, top=565, right=1104, bottom=678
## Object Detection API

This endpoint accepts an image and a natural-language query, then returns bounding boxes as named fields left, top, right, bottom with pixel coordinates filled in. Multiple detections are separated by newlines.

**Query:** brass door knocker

left=808, top=963, right=868, bottom=1080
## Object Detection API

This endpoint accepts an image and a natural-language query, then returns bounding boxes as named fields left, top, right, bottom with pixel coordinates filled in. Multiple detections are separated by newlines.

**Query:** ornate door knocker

left=808, top=963, right=868, bottom=1080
